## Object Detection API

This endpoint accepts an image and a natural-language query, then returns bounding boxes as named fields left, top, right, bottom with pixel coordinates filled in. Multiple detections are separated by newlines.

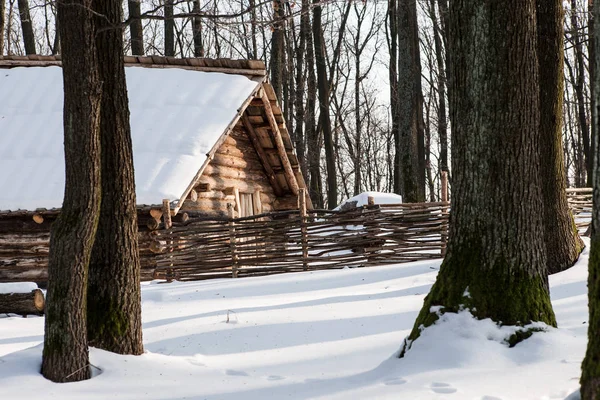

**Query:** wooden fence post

left=162, top=199, right=174, bottom=282
left=228, top=203, right=239, bottom=278
left=368, top=195, right=375, bottom=206
left=440, top=172, right=449, bottom=257
left=299, top=188, right=308, bottom=271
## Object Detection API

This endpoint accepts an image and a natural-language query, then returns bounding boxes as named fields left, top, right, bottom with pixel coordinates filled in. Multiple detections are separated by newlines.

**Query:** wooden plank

left=242, top=115, right=284, bottom=196
left=259, top=91, right=299, bottom=196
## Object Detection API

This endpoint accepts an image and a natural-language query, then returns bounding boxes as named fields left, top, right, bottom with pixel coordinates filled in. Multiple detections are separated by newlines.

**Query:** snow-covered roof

left=0, top=64, right=260, bottom=211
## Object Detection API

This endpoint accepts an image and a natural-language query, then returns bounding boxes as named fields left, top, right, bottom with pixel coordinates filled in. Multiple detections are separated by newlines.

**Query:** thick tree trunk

left=164, top=0, right=174, bottom=56
left=42, top=0, right=102, bottom=383
left=396, top=0, right=425, bottom=202
left=128, top=0, right=144, bottom=55
left=537, top=0, right=583, bottom=274
left=581, top=1, right=600, bottom=397
left=192, top=0, right=204, bottom=57
left=402, top=0, right=556, bottom=354
left=87, top=0, right=143, bottom=356
left=0, top=289, right=45, bottom=315
left=17, top=0, right=35, bottom=54
left=312, top=0, right=337, bottom=209
left=591, top=0, right=596, bottom=189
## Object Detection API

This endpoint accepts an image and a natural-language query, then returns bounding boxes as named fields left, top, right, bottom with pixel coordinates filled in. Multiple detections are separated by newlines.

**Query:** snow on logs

left=0, top=283, right=45, bottom=315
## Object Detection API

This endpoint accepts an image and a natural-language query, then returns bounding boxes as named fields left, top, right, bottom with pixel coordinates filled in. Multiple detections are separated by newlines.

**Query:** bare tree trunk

left=128, top=0, right=144, bottom=55
left=192, top=0, right=204, bottom=57
left=537, top=0, right=583, bottom=274
left=270, top=0, right=284, bottom=101
left=312, top=0, right=337, bottom=208
left=86, top=0, right=143, bottom=356
left=0, top=0, right=5, bottom=55
left=42, top=0, right=102, bottom=383
left=402, top=0, right=556, bottom=354
left=164, top=0, right=174, bottom=56
left=395, top=0, right=425, bottom=202
left=570, top=0, right=592, bottom=184
left=581, top=2, right=600, bottom=396
left=52, top=13, right=60, bottom=55
left=293, top=0, right=308, bottom=179
left=305, top=0, right=323, bottom=209
left=17, top=0, right=35, bottom=54
left=429, top=0, right=448, bottom=173
left=388, top=0, right=400, bottom=195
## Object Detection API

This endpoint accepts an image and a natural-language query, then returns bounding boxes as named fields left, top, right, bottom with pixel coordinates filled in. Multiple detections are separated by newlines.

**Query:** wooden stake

left=368, top=196, right=375, bottom=206
left=228, top=203, right=239, bottom=278
left=162, top=200, right=172, bottom=229
left=299, top=188, right=308, bottom=271
left=441, top=171, right=449, bottom=202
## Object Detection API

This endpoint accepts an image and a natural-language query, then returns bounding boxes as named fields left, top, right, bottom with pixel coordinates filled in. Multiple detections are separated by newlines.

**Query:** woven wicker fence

left=154, top=201, right=450, bottom=281
left=566, top=187, right=592, bottom=232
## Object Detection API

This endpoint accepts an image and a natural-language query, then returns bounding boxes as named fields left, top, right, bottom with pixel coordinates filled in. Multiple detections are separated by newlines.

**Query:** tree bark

left=192, top=0, right=204, bottom=57
left=402, top=0, right=556, bottom=354
left=128, top=0, right=144, bottom=55
left=293, top=0, right=308, bottom=180
left=42, top=0, right=102, bottom=383
left=312, top=0, right=337, bottom=209
left=581, top=1, right=600, bottom=397
left=17, top=0, right=35, bottom=54
left=570, top=0, right=592, bottom=185
left=395, top=0, right=425, bottom=202
left=537, top=0, right=583, bottom=274
left=164, top=0, right=174, bottom=56
left=87, top=0, right=144, bottom=355
left=306, top=0, right=323, bottom=209
left=0, top=0, right=5, bottom=55
left=429, top=0, right=448, bottom=173
left=269, top=0, right=285, bottom=101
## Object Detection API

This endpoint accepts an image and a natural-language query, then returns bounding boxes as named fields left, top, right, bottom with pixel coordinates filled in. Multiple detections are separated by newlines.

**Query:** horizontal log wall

left=181, top=125, right=277, bottom=216
left=154, top=202, right=450, bottom=281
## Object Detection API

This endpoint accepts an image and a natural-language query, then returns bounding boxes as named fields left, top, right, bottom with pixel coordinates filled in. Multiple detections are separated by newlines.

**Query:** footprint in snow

left=267, top=375, right=285, bottom=381
left=430, top=382, right=457, bottom=394
left=225, top=369, right=249, bottom=377
left=383, top=377, right=407, bottom=386
left=188, top=359, right=205, bottom=367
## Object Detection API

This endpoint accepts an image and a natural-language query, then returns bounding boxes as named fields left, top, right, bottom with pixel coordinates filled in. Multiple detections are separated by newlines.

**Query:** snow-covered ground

left=0, top=240, right=589, bottom=399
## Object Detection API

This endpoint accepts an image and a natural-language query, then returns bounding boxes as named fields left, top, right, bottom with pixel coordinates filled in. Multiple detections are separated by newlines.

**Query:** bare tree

left=42, top=0, right=102, bottom=383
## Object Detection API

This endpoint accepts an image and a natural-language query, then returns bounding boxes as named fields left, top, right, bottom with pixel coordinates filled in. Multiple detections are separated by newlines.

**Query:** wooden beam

left=259, top=91, right=299, bottom=196
left=242, top=115, right=284, bottom=196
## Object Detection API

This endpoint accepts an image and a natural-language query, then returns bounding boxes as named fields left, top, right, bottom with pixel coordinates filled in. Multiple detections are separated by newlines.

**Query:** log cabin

left=0, top=55, right=312, bottom=284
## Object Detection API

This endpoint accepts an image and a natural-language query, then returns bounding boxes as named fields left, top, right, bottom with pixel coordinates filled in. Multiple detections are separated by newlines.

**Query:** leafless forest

left=0, top=0, right=593, bottom=207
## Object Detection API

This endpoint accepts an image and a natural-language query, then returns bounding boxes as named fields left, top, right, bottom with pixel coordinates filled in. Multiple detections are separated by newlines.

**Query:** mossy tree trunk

left=580, top=1, right=600, bottom=397
left=41, top=0, right=101, bottom=383
left=402, top=0, right=556, bottom=354
left=86, top=0, right=143, bottom=355
left=537, top=0, right=584, bottom=274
